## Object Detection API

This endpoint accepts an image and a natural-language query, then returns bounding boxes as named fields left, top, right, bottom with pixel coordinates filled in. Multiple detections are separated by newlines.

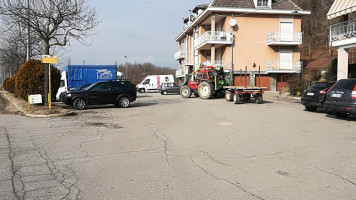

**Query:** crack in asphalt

left=199, top=150, right=232, bottom=167
left=152, top=130, right=170, bottom=165
left=285, top=157, right=356, bottom=187
left=4, top=127, right=21, bottom=200
left=31, top=137, right=80, bottom=200
left=190, top=155, right=265, bottom=200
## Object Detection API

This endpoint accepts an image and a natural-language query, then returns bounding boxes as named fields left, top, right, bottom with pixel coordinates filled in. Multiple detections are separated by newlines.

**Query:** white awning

left=327, top=0, right=356, bottom=19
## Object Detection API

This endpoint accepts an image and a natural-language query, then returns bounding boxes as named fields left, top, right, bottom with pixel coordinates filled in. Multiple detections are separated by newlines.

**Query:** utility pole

left=125, top=55, right=128, bottom=79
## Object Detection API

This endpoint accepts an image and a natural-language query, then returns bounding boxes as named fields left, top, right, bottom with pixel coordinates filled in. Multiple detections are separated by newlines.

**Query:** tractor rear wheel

left=180, top=86, right=192, bottom=98
left=198, top=82, right=214, bottom=99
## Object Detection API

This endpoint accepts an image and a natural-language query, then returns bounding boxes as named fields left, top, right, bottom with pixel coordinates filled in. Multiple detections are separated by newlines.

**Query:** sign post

left=28, top=94, right=43, bottom=113
left=41, top=55, right=57, bottom=110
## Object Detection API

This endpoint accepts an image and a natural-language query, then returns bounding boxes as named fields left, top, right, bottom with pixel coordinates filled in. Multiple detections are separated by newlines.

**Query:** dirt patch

left=1, top=90, right=72, bottom=116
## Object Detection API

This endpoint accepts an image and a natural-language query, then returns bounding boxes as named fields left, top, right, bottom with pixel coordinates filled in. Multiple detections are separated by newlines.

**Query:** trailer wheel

left=225, top=91, right=233, bottom=102
left=233, top=93, right=242, bottom=104
left=180, top=86, right=191, bottom=98
left=198, top=82, right=214, bottom=99
left=256, top=94, right=263, bottom=104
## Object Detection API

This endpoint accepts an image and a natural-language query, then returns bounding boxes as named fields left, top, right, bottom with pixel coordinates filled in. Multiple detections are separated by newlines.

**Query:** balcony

left=176, top=69, right=185, bottom=78
left=330, top=19, right=356, bottom=47
left=267, top=32, right=303, bottom=46
left=266, top=61, right=302, bottom=73
left=195, top=31, right=233, bottom=50
left=201, top=60, right=232, bottom=69
left=174, top=50, right=185, bottom=60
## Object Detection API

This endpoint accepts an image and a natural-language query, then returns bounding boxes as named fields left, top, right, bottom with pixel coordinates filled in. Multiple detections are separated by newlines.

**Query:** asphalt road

left=0, top=92, right=356, bottom=200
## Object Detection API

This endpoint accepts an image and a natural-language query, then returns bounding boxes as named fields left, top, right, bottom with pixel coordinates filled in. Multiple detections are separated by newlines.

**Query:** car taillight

left=352, top=85, right=356, bottom=99
left=320, top=88, right=327, bottom=94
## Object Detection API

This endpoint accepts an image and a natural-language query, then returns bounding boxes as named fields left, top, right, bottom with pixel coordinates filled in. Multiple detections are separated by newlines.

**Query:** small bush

left=325, top=58, right=337, bottom=82
left=3, top=76, right=16, bottom=93
left=287, top=78, right=307, bottom=96
left=14, top=59, right=61, bottom=101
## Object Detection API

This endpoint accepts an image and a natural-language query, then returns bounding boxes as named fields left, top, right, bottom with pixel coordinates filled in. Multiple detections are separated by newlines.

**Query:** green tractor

left=180, top=65, right=231, bottom=99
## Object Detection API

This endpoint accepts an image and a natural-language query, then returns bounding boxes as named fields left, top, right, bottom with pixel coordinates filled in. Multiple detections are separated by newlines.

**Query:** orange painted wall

left=218, top=14, right=302, bottom=71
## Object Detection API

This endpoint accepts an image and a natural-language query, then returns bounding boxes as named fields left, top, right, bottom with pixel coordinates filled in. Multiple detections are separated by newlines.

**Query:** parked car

left=58, top=84, right=91, bottom=101
left=301, top=81, right=335, bottom=112
left=160, top=83, right=180, bottom=95
left=61, top=80, right=137, bottom=110
left=324, top=79, right=356, bottom=118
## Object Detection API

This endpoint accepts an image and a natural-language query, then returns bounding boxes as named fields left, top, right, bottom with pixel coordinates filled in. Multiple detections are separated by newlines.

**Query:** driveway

left=0, top=92, right=355, bottom=200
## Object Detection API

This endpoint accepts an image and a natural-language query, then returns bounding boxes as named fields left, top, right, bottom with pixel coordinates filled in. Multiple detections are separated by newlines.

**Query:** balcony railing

left=195, top=31, right=233, bottom=49
left=201, top=60, right=232, bottom=68
left=267, top=32, right=303, bottom=45
left=330, top=19, right=356, bottom=42
left=266, top=61, right=302, bottom=73
left=176, top=69, right=185, bottom=78
left=174, top=50, right=185, bottom=60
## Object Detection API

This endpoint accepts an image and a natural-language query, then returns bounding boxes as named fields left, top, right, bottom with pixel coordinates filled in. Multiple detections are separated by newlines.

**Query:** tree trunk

left=44, top=41, right=50, bottom=107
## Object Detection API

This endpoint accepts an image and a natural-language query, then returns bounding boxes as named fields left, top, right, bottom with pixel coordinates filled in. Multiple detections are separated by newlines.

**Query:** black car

left=62, top=80, right=137, bottom=110
left=160, top=83, right=180, bottom=95
left=301, top=81, right=335, bottom=112
left=324, top=79, right=356, bottom=118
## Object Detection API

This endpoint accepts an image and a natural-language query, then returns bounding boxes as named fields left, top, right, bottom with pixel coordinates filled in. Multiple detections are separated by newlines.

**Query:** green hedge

left=287, top=78, right=308, bottom=96
left=2, top=59, right=61, bottom=101
left=3, top=76, right=16, bottom=93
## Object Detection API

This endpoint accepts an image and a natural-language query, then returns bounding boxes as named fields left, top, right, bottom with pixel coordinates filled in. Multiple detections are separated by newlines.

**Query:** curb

left=2, top=91, right=75, bottom=118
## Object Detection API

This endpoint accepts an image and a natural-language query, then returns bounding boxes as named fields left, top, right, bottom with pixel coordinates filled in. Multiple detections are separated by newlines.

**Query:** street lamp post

left=124, top=55, right=128, bottom=79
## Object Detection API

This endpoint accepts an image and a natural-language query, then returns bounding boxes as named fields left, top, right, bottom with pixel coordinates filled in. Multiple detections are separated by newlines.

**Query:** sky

left=61, top=0, right=209, bottom=70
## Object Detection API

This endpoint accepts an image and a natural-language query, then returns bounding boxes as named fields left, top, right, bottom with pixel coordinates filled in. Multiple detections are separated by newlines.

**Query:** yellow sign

left=42, top=55, right=57, bottom=64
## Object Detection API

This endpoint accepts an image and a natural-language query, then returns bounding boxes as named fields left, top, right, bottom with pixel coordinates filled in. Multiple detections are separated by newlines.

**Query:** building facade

left=175, top=0, right=310, bottom=91
left=328, top=0, right=356, bottom=80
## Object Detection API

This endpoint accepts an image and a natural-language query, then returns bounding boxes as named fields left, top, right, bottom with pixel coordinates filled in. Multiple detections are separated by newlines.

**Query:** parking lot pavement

left=0, top=92, right=356, bottom=200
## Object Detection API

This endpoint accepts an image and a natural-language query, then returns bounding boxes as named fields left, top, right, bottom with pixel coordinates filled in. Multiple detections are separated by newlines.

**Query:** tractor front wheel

left=180, top=86, right=192, bottom=98
left=198, top=82, right=213, bottom=99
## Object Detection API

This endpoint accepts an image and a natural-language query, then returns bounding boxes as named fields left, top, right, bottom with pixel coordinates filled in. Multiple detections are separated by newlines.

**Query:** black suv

left=301, top=81, right=335, bottom=112
left=324, top=79, right=356, bottom=118
left=62, top=80, right=137, bottom=110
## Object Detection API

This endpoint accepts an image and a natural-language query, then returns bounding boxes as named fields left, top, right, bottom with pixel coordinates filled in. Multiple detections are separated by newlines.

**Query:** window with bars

left=257, top=0, right=269, bottom=7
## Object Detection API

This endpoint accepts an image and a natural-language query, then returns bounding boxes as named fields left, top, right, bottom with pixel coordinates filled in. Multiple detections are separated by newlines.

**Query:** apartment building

left=328, top=0, right=356, bottom=80
left=174, top=0, right=310, bottom=91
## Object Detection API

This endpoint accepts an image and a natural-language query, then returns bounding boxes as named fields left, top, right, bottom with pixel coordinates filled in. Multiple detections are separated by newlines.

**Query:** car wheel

left=305, top=106, right=317, bottom=112
left=139, top=88, right=146, bottom=93
left=335, top=112, right=349, bottom=118
left=118, top=96, right=130, bottom=108
left=72, top=98, right=86, bottom=110
left=163, top=91, right=168, bottom=95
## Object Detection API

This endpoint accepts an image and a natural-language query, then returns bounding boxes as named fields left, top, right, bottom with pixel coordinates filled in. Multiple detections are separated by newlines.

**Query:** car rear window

left=312, top=82, right=328, bottom=89
left=331, top=80, right=356, bottom=90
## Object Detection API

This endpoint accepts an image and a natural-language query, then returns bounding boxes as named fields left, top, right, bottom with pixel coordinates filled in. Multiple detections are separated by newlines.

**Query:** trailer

left=224, top=86, right=267, bottom=104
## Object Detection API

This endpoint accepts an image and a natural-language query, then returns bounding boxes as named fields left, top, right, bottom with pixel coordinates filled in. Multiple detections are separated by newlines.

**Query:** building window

left=257, top=0, right=269, bottom=7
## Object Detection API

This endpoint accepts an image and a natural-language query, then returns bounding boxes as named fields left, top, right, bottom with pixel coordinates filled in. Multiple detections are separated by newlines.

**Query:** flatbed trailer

left=223, top=86, right=267, bottom=104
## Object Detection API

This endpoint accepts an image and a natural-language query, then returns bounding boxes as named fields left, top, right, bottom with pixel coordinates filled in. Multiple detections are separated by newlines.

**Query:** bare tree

left=0, top=0, right=99, bottom=105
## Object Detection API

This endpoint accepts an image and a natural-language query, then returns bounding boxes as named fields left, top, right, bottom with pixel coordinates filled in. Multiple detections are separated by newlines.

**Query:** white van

left=136, top=75, right=174, bottom=93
